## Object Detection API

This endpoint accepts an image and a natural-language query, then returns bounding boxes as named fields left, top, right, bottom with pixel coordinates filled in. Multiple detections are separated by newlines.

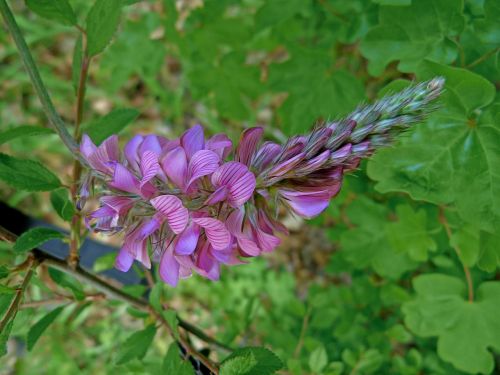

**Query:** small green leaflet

left=50, top=188, right=75, bottom=222
left=115, top=324, right=157, bottom=365
left=0, top=126, right=54, bottom=145
left=0, top=284, right=15, bottom=294
left=25, top=0, right=77, bottom=26
left=48, top=268, right=85, bottom=301
left=0, top=153, right=61, bottom=191
left=27, top=306, right=65, bottom=351
left=0, top=266, right=8, bottom=280
left=162, top=344, right=194, bottom=375
left=385, top=204, right=437, bottom=262
left=93, top=252, right=116, bottom=273
left=86, top=0, right=123, bottom=57
left=308, top=345, right=328, bottom=374
left=0, top=320, right=13, bottom=358
left=14, top=228, right=65, bottom=253
left=404, top=274, right=500, bottom=374
left=163, top=310, right=180, bottom=341
left=220, top=347, right=283, bottom=375
left=84, top=108, right=140, bottom=144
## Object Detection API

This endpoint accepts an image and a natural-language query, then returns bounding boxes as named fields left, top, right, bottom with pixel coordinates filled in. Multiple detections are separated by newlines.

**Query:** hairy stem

left=0, top=255, right=38, bottom=333
left=0, top=0, right=87, bottom=165
left=438, top=207, right=474, bottom=302
left=68, top=34, right=91, bottom=269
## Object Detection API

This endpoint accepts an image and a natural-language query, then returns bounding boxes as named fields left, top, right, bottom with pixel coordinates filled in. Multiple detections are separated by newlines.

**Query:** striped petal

left=186, top=150, right=219, bottom=189
left=139, top=150, right=159, bottom=188
left=192, top=217, right=231, bottom=251
left=150, top=195, right=188, bottom=234
left=211, top=161, right=256, bottom=207
left=235, top=127, right=263, bottom=166
left=279, top=189, right=331, bottom=219
left=206, top=133, right=232, bottom=159
left=175, top=222, right=200, bottom=255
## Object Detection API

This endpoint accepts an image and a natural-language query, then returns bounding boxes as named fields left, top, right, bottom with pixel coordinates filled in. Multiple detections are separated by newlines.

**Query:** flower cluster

left=80, top=78, right=444, bottom=286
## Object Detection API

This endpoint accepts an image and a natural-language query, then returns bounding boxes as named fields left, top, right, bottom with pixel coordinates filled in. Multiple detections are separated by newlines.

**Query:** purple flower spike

left=82, top=78, right=444, bottom=286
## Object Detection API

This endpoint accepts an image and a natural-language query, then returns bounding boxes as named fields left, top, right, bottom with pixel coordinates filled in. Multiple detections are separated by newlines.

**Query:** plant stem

left=438, top=207, right=474, bottom=302
left=68, top=34, right=91, bottom=269
left=0, top=255, right=38, bottom=333
left=0, top=225, right=232, bottom=354
left=466, top=47, right=499, bottom=69
left=0, top=0, right=86, bottom=165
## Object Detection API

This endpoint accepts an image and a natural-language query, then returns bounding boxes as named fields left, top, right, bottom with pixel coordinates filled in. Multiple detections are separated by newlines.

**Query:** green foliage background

left=0, top=0, right=499, bottom=374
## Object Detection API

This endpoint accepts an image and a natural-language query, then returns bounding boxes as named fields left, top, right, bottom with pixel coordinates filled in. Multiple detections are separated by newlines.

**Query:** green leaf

left=221, top=347, right=283, bottom=375
left=255, top=0, right=305, bottom=30
left=115, top=324, right=157, bottom=365
left=477, top=230, right=500, bottom=272
left=162, top=344, right=195, bottom=375
left=84, top=108, right=140, bottom=144
left=86, top=0, right=123, bottom=57
left=162, top=310, right=180, bottom=341
left=309, top=345, right=328, bottom=374
left=386, top=204, right=437, bottom=261
left=368, top=61, right=499, bottom=232
left=341, top=197, right=417, bottom=279
left=0, top=126, right=54, bottom=146
left=0, top=266, right=9, bottom=280
left=13, top=228, right=65, bottom=253
left=0, top=284, right=15, bottom=294
left=48, top=268, right=85, bottom=301
left=27, top=306, right=65, bottom=351
left=92, top=252, right=116, bottom=273
left=450, top=224, right=479, bottom=267
left=0, top=153, right=61, bottom=191
left=25, top=0, right=77, bottom=26
left=50, top=188, right=75, bottom=222
left=360, top=0, right=465, bottom=75
left=404, top=274, right=500, bottom=374
left=371, top=0, right=411, bottom=5
left=0, top=319, right=13, bottom=358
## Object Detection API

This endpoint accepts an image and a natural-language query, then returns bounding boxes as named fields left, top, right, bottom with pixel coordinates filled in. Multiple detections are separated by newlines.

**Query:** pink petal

left=159, top=246, right=180, bottom=286
left=161, top=146, right=187, bottom=190
left=124, top=135, right=144, bottom=171
left=139, top=135, right=162, bottom=156
left=186, top=150, right=220, bottom=189
left=205, top=186, right=229, bottom=206
left=279, top=189, right=331, bottom=218
left=150, top=195, right=189, bottom=234
left=181, top=124, right=204, bottom=160
left=253, top=141, right=281, bottom=171
left=237, top=237, right=261, bottom=256
left=192, top=217, right=231, bottom=251
left=267, top=152, right=305, bottom=177
left=80, top=134, right=97, bottom=159
left=196, top=242, right=220, bottom=281
left=206, top=134, right=232, bottom=159
left=115, top=247, right=134, bottom=272
left=109, top=163, right=140, bottom=194
left=139, top=150, right=159, bottom=187
left=235, top=127, right=263, bottom=166
left=175, top=223, right=200, bottom=255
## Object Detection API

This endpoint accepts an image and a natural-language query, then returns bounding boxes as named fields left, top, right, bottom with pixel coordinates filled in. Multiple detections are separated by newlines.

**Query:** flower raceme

left=79, top=78, right=445, bottom=286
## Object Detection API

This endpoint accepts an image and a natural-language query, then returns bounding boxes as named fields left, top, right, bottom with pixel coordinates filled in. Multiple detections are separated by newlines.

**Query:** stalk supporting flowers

left=80, top=78, right=445, bottom=286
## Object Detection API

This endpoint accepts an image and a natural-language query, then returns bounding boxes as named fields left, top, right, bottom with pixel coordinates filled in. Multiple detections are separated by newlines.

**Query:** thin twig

left=0, top=255, right=38, bottom=332
left=293, top=306, right=310, bottom=358
left=466, top=47, right=499, bottom=69
left=438, top=207, right=474, bottom=302
left=0, top=0, right=87, bottom=166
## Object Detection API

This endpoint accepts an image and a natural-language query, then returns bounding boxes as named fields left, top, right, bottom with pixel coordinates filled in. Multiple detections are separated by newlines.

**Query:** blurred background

left=1, top=0, right=499, bottom=374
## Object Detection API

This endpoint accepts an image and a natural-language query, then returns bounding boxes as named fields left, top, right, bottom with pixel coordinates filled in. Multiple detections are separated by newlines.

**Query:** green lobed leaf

left=84, top=108, right=140, bottom=144
left=50, top=188, right=75, bottom=222
left=221, top=347, right=283, bottom=375
left=308, top=345, right=328, bottom=374
left=115, top=324, right=157, bottom=365
left=450, top=224, right=480, bottom=267
left=13, top=228, right=65, bottom=253
left=0, top=126, right=54, bottom=145
left=404, top=274, right=500, bottom=374
left=385, top=204, right=437, bottom=261
left=86, top=0, right=123, bottom=57
left=162, top=344, right=195, bottom=375
left=27, top=306, right=65, bottom=351
left=368, top=61, right=499, bottom=232
left=0, top=153, right=61, bottom=191
left=25, top=0, right=77, bottom=26
left=477, top=230, right=500, bottom=272
left=360, top=0, right=465, bottom=75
